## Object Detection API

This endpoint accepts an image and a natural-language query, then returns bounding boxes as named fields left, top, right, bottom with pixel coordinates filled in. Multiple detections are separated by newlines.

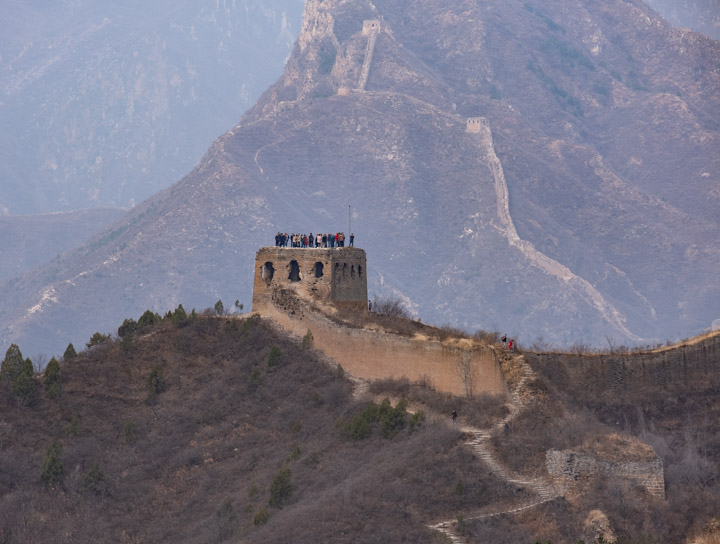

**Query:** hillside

left=0, top=0, right=304, bottom=214
left=646, top=0, right=720, bottom=39
left=0, top=207, right=125, bottom=281
left=1, top=0, right=718, bottom=356
left=0, top=313, right=517, bottom=543
left=2, top=312, right=719, bottom=542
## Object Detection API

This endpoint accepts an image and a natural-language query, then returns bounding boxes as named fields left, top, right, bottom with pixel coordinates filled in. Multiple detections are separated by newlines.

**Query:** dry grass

left=0, top=313, right=516, bottom=543
left=368, top=377, right=509, bottom=430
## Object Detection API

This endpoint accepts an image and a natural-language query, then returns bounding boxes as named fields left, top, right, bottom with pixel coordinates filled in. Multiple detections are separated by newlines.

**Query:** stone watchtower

left=252, top=247, right=368, bottom=313
left=466, top=117, right=489, bottom=133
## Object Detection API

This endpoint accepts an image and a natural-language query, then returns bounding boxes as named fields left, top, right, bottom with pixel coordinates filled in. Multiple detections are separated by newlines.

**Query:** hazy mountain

left=0, top=208, right=125, bottom=282
left=645, top=0, right=720, bottom=39
left=1, top=0, right=718, bottom=356
left=0, top=0, right=305, bottom=214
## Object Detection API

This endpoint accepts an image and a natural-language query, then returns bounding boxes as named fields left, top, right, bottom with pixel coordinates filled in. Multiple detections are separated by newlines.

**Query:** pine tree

left=12, top=358, right=39, bottom=406
left=40, top=441, right=64, bottom=489
left=44, top=357, right=61, bottom=399
left=63, top=343, right=77, bottom=361
left=137, top=309, right=160, bottom=330
left=1, top=344, right=25, bottom=382
left=117, top=318, right=137, bottom=339
left=172, top=304, right=188, bottom=327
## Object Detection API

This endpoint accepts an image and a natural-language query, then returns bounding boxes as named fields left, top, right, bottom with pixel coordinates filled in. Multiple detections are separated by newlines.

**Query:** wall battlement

left=252, top=247, right=368, bottom=313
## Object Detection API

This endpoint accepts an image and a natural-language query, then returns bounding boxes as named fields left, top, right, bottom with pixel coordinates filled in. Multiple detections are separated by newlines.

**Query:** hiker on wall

left=452, top=410, right=457, bottom=424
left=350, top=233, right=354, bottom=246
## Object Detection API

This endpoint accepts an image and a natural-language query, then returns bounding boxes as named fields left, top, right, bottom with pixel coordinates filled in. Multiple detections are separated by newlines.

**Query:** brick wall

left=257, top=293, right=507, bottom=397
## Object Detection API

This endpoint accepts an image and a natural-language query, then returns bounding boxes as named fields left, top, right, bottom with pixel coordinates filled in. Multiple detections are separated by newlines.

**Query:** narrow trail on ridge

left=427, top=354, right=560, bottom=542
left=353, top=353, right=559, bottom=543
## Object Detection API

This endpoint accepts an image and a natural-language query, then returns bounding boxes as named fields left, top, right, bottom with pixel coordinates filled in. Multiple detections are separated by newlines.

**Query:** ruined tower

left=252, top=247, right=368, bottom=313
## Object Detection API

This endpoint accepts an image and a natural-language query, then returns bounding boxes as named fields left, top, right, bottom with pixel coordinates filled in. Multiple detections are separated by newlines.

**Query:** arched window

left=343, top=263, right=348, bottom=278
left=314, top=262, right=324, bottom=278
left=261, top=262, right=275, bottom=284
left=351, top=265, right=356, bottom=278
left=358, top=265, right=363, bottom=278
left=288, top=260, right=301, bottom=282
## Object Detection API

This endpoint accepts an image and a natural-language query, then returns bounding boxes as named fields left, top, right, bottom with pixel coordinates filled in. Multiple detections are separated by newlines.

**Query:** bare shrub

left=370, top=295, right=411, bottom=318
left=473, top=329, right=502, bottom=344
left=438, top=324, right=470, bottom=340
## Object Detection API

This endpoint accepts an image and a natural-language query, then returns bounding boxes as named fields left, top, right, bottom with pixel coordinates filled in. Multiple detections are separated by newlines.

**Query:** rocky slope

left=646, top=0, right=720, bottom=39
left=1, top=0, right=718, bottom=355
left=0, top=0, right=304, bottom=214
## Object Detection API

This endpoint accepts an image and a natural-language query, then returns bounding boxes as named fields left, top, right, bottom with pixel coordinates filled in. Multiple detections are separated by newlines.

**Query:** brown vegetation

left=0, top=313, right=517, bottom=543
left=368, top=377, right=509, bottom=430
left=514, top=335, right=720, bottom=542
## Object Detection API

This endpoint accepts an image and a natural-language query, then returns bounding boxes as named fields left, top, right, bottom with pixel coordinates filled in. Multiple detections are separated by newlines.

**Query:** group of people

left=501, top=334, right=514, bottom=352
left=274, top=232, right=354, bottom=248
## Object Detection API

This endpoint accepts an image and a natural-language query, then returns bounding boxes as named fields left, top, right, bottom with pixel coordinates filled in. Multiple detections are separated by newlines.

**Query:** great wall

left=245, top=15, right=720, bottom=540
left=252, top=247, right=505, bottom=397
left=247, top=242, right=694, bottom=542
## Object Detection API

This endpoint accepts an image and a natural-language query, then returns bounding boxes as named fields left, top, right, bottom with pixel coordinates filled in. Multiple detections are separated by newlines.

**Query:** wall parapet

left=258, top=288, right=507, bottom=398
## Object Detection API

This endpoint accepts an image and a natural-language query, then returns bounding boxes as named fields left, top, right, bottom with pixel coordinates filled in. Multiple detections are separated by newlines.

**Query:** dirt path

left=428, top=355, right=559, bottom=542
left=352, top=354, right=559, bottom=542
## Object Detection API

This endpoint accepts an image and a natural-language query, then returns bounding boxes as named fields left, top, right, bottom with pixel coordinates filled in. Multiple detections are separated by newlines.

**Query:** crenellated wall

left=258, top=288, right=507, bottom=398
left=252, top=247, right=368, bottom=313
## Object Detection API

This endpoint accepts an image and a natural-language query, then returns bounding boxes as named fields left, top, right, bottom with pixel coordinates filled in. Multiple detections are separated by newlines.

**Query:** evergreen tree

left=117, top=318, right=137, bottom=339
left=1, top=344, right=25, bottom=382
left=214, top=299, right=225, bottom=316
left=269, top=466, right=293, bottom=508
left=86, top=332, right=110, bottom=348
left=44, top=357, right=61, bottom=399
left=137, top=309, right=160, bottom=330
left=63, top=343, right=77, bottom=361
left=172, top=304, right=188, bottom=327
left=11, top=358, right=38, bottom=406
left=40, top=441, right=64, bottom=489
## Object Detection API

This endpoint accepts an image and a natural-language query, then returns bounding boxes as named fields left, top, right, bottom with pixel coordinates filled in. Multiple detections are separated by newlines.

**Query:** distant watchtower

left=252, top=247, right=368, bottom=313
left=466, top=117, right=489, bottom=133
left=362, top=20, right=381, bottom=36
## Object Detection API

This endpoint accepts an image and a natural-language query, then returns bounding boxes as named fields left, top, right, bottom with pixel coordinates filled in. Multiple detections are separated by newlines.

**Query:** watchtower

left=466, top=117, right=489, bottom=133
left=362, top=20, right=381, bottom=36
left=252, top=247, right=368, bottom=313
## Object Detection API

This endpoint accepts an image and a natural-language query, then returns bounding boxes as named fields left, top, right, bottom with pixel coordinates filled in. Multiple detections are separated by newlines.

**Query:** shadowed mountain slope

left=0, top=0, right=304, bottom=214
left=0, top=208, right=125, bottom=282
left=646, top=0, right=720, bottom=39
left=1, top=0, right=718, bottom=355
